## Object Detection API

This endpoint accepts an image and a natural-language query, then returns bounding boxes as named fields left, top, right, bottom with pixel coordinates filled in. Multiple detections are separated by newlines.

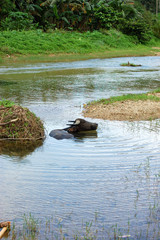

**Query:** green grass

left=0, top=29, right=134, bottom=55
left=152, top=88, right=160, bottom=93
left=0, top=30, right=106, bottom=55
left=89, top=90, right=160, bottom=105
left=0, top=99, right=15, bottom=107
left=0, top=29, right=160, bottom=64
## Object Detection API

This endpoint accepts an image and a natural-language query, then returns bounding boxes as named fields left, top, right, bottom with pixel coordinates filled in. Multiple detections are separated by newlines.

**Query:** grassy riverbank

left=83, top=89, right=160, bottom=121
left=0, top=29, right=160, bottom=64
left=89, top=89, right=160, bottom=105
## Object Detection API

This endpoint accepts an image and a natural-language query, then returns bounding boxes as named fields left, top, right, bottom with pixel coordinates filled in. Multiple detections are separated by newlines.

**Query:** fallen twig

left=0, top=118, right=19, bottom=126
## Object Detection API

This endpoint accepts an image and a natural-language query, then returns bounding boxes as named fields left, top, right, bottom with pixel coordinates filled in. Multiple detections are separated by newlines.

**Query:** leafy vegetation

left=0, top=0, right=160, bottom=44
left=1, top=12, right=37, bottom=31
left=0, top=29, right=135, bottom=55
left=0, top=29, right=159, bottom=58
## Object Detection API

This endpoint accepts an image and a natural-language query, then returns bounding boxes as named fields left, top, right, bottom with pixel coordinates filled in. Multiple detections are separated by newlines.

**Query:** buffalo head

left=64, top=118, right=98, bottom=133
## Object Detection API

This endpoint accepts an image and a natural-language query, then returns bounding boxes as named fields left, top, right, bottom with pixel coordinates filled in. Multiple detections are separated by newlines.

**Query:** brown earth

left=152, top=47, right=160, bottom=56
left=83, top=94, right=160, bottom=121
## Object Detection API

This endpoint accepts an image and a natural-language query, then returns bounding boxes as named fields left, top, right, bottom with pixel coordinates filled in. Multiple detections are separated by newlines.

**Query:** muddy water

left=0, top=56, right=160, bottom=239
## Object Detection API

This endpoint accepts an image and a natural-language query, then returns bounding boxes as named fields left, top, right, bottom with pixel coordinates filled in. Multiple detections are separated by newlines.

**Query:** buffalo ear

left=74, top=119, right=81, bottom=125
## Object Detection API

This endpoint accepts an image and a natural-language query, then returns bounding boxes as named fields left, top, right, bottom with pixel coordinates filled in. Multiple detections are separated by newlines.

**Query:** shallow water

left=0, top=56, right=160, bottom=239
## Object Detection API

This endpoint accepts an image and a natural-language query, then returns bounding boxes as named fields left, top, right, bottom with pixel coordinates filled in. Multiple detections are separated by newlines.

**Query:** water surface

left=0, top=56, right=160, bottom=239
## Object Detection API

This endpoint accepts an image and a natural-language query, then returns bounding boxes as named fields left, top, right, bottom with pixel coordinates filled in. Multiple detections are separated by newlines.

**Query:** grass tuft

left=0, top=99, right=15, bottom=107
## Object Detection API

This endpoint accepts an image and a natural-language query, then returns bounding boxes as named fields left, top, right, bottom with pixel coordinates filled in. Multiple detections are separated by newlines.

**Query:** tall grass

left=0, top=29, right=159, bottom=56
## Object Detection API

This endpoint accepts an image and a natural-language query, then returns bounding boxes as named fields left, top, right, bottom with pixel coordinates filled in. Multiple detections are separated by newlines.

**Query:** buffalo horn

left=74, top=119, right=80, bottom=125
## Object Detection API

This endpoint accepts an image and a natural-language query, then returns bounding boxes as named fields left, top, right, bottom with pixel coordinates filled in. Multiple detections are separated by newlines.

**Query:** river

left=0, top=56, right=160, bottom=239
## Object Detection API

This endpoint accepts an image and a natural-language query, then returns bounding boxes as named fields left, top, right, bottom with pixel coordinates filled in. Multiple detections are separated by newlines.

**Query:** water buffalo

left=49, top=118, right=98, bottom=140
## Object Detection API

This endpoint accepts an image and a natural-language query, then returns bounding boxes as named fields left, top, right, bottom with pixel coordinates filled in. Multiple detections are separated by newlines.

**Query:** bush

left=1, top=12, right=37, bottom=31
left=0, top=0, right=15, bottom=17
left=117, top=18, right=152, bottom=43
left=92, top=5, right=120, bottom=30
left=152, top=19, right=160, bottom=38
left=121, top=4, right=137, bottom=19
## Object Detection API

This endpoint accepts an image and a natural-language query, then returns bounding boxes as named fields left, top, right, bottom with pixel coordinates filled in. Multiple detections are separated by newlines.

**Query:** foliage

left=0, top=29, right=138, bottom=55
left=117, top=18, right=152, bottom=43
left=40, top=0, right=97, bottom=31
left=152, top=18, right=160, bottom=38
left=137, top=0, right=156, bottom=13
left=1, top=12, right=37, bottom=30
left=0, top=0, right=15, bottom=17
left=121, top=3, right=138, bottom=19
left=92, top=5, right=120, bottom=29
left=0, top=0, right=159, bottom=43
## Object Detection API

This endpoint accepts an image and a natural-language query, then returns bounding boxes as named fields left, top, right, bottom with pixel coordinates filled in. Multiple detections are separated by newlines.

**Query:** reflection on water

left=74, top=130, right=98, bottom=141
left=0, top=56, right=160, bottom=239
left=0, top=56, right=160, bottom=105
left=0, top=140, right=43, bottom=158
left=0, top=80, right=17, bottom=86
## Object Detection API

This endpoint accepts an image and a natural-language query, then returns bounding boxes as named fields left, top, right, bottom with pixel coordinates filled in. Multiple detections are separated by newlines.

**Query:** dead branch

left=0, top=118, right=19, bottom=126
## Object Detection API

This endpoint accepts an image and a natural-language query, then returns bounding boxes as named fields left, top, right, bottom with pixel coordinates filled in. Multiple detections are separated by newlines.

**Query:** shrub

left=1, top=12, right=37, bottom=31
left=92, top=5, right=120, bottom=30
left=117, top=18, right=152, bottom=43
left=121, top=4, right=137, bottom=19
left=152, top=19, right=160, bottom=38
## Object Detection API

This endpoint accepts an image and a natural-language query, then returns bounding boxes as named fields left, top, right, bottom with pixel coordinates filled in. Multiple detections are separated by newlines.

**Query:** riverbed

left=0, top=56, right=160, bottom=239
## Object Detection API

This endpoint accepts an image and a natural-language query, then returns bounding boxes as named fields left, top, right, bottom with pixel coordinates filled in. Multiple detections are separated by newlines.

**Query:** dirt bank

left=83, top=94, right=160, bottom=121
